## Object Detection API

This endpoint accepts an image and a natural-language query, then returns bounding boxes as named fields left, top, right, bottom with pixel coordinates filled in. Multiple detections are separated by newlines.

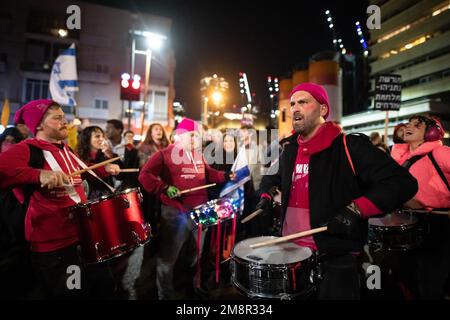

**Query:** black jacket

left=259, top=132, right=418, bottom=253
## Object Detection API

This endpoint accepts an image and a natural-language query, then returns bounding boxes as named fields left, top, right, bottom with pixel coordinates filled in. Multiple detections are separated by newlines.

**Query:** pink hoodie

left=391, top=141, right=450, bottom=210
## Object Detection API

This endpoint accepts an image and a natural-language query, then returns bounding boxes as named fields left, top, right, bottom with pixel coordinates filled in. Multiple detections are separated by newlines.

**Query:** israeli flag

left=220, top=146, right=251, bottom=212
left=49, top=43, right=79, bottom=106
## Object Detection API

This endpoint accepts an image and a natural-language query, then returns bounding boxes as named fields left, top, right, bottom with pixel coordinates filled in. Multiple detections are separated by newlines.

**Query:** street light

left=130, top=30, right=167, bottom=136
left=212, top=91, right=222, bottom=105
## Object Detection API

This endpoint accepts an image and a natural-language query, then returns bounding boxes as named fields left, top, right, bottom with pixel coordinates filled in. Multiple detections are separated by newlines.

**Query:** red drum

left=69, top=188, right=151, bottom=264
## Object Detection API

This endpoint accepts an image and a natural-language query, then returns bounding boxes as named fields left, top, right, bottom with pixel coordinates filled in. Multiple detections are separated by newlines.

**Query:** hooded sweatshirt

left=391, top=141, right=450, bottom=209
left=283, top=122, right=382, bottom=250
left=139, top=143, right=226, bottom=212
left=0, top=138, right=87, bottom=252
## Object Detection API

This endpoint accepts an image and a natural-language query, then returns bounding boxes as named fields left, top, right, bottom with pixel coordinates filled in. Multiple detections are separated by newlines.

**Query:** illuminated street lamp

left=130, top=30, right=167, bottom=135
left=212, top=91, right=222, bottom=105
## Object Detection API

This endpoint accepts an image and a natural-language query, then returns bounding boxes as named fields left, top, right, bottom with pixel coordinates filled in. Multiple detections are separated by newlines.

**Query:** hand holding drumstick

left=165, top=183, right=217, bottom=199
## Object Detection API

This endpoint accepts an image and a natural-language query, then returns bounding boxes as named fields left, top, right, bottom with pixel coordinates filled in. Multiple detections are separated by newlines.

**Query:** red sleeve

left=138, top=151, right=168, bottom=194
left=354, top=196, right=383, bottom=218
left=0, top=142, right=41, bottom=189
left=205, top=162, right=226, bottom=184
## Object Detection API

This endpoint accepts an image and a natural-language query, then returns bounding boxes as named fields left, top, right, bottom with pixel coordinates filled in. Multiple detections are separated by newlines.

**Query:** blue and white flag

left=220, top=146, right=251, bottom=213
left=49, top=43, right=79, bottom=106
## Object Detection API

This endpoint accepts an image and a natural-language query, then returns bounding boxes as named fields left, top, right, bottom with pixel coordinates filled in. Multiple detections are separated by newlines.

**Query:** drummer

left=0, top=99, right=120, bottom=299
left=256, top=83, right=418, bottom=299
left=391, top=114, right=450, bottom=299
left=139, top=118, right=235, bottom=300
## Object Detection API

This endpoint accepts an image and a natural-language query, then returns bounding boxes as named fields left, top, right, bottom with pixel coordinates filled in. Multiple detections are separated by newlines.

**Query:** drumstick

left=118, top=168, right=140, bottom=173
left=179, top=183, right=217, bottom=195
left=69, top=156, right=120, bottom=177
left=249, top=226, right=328, bottom=249
left=241, top=209, right=264, bottom=224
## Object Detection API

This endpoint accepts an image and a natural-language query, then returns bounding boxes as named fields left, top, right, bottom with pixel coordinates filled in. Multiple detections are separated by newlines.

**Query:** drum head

left=233, top=236, right=312, bottom=265
left=369, top=213, right=417, bottom=227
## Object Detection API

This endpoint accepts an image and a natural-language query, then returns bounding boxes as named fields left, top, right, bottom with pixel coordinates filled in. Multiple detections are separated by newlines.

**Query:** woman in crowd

left=391, top=114, right=450, bottom=299
left=0, top=127, right=25, bottom=153
left=134, top=123, right=170, bottom=299
left=137, top=123, right=170, bottom=168
left=76, top=126, right=121, bottom=200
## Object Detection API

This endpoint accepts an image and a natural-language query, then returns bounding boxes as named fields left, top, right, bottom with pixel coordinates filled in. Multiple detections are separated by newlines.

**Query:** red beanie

left=176, top=118, right=199, bottom=135
left=289, top=82, right=330, bottom=119
left=14, top=99, right=56, bottom=135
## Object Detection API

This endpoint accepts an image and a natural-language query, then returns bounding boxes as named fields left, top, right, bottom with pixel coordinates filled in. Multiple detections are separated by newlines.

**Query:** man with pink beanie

left=0, top=99, right=119, bottom=299
left=139, top=118, right=235, bottom=299
left=256, top=82, right=417, bottom=299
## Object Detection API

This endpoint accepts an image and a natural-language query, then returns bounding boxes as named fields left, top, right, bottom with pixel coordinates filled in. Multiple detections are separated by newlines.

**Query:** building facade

left=342, top=0, right=450, bottom=142
left=0, top=0, right=175, bottom=137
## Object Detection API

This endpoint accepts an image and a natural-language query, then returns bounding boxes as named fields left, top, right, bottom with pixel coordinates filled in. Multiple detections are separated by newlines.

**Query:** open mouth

left=405, top=129, right=414, bottom=136
left=293, top=112, right=303, bottom=122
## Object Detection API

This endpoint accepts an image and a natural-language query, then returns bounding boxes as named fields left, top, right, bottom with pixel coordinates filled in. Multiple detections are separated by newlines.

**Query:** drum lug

left=86, top=207, right=91, bottom=217
left=95, top=242, right=103, bottom=262
left=132, top=231, right=141, bottom=244
left=138, top=191, right=143, bottom=203
left=143, top=222, right=152, bottom=237
left=122, top=198, right=130, bottom=209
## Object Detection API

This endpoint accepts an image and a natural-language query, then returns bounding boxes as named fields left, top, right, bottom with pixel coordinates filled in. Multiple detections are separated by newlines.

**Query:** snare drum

left=230, top=236, right=316, bottom=299
left=189, top=197, right=239, bottom=228
left=368, top=212, right=423, bottom=252
left=69, top=188, right=151, bottom=264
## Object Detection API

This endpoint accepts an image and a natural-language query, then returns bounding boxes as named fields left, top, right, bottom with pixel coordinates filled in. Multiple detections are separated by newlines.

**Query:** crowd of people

left=0, top=81, right=449, bottom=300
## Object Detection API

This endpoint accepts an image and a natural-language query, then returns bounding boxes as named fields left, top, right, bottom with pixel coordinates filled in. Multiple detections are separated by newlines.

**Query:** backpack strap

left=401, top=154, right=426, bottom=170
left=343, top=134, right=356, bottom=176
left=22, top=144, right=45, bottom=208
left=428, top=152, right=450, bottom=193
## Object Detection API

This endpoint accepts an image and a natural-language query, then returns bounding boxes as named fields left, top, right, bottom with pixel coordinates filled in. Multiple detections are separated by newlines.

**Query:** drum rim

left=73, top=187, right=141, bottom=207
left=368, top=213, right=418, bottom=228
left=81, top=236, right=151, bottom=265
left=230, top=275, right=315, bottom=300
left=193, top=197, right=232, bottom=210
left=230, top=253, right=314, bottom=269
left=230, top=241, right=314, bottom=268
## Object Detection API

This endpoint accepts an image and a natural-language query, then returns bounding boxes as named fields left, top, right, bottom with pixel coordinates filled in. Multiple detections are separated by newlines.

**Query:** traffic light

left=120, top=73, right=141, bottom=101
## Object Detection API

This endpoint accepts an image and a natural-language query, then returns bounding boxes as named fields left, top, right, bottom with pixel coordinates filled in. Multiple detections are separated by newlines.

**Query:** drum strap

left=70, top=153, right=116, bottom=193
left=216, top=220, right=221, bottom=283
left=42, top=150, right=81, bottom=204
left=196, top=225, right=202, bottom=288
left=343, top=134, right=356, bottom=176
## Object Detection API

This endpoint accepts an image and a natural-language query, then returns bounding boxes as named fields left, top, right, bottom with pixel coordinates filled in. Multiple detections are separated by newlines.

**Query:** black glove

left=327, top=203, right=362, bottom=241
left=255, top=197, right=272, bottom=216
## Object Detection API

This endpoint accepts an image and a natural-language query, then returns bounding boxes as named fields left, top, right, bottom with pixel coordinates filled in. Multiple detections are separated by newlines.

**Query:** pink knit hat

left=289, top=82, right=330, bottom=119
left=176, top=118, right=199, bottom=135
left=14, top=99, right=56, bottom=135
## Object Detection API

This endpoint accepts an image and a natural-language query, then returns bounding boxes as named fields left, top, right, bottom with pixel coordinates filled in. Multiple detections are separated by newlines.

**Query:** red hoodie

left=283, top=122, right=381, bottom=250
left=139, top=144, right=226, bottom=211
left=0, top=139, right=87, bottom=252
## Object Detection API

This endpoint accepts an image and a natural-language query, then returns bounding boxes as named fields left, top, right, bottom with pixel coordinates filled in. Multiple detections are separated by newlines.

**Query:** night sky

left=89, top=0, right=369, bottom=119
